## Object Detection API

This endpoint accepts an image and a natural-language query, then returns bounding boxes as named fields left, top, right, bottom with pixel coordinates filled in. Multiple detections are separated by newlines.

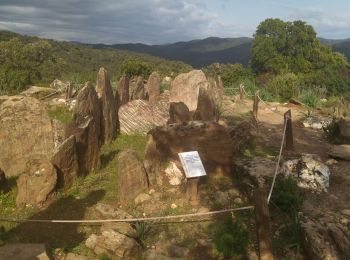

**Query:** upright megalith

left=96, top=68, right=119, bottom=144
left=116, top=75, right=129, bottom=106
left=132, top=76, right=147, bottom=100
left=169, top=70, right=215, bottom=121
left=66, top=82, right=101, bottom=174
left=146, top=72, right=161, bottom=103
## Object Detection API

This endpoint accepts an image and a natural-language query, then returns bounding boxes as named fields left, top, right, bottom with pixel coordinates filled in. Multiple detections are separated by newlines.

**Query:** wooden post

left=253, top=90, right=260, bottom=120
left=254, top=188, right=274, bottom=260
left=66, top=82, right=73, bottom=99
left=239, top=84, right=245, bottom=100
left=186, top=178, right=199, bottom=204
left=284, top=109, right=294, bottom=150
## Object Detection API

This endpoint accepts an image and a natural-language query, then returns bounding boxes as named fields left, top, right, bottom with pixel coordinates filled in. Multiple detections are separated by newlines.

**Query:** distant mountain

left=90, top=36, right=350, bottom=68
left=89, top=37, right=253, bottom=68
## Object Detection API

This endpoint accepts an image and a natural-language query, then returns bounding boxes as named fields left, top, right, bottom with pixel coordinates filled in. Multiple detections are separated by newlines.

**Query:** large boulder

left=169, top=70, right=215, bottom=121
left=116, top=149, right=149, bottom=202
left=96, top=68, right=119, bottom=144
left=329, top=145, right=350, bottom=161
left=146, top=72, right=161, bottom=103
left=144, top=121, right=234, bottom=185
left=281, top=154, right=330, bottom=192
left=118, top=95, right=169, bottom=135
left=66, top=83, right=101, bottom=174
left=16, top=160, right=57, bottom=207
left=116, top=75, right=129, bottom=106
left=51, top=135, right=79, bottom=189
left=0, top=96, right=55, bottom=177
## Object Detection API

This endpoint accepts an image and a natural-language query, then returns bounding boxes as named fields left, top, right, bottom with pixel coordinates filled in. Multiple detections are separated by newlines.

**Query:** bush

left=300, top=89, right=319, bottom=108
left=212, top=214, right=249, bottom=258
left=266, top=73, right=301, bottom=102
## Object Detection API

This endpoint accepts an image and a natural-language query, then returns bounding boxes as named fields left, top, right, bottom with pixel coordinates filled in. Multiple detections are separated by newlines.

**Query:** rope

left=257, top=95, right=284, bottom=115
left=267, top=118, right=288, bottom=203
left=0, top=206, right=254, bottom=224
left=241, top=86, right=253, bottom=97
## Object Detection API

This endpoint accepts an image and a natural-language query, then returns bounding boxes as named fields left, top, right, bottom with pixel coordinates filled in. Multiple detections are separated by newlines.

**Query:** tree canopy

left=251, top=18, right=347, bottom=75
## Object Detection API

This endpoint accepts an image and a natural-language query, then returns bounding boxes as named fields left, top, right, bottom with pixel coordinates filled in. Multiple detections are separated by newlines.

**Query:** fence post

left=253, top=90, right=260, bottom=120
left=66, top=82, right=73, bottom=99
left=186, top=178, right=199, bottom=205
left=254, top=188, right=274, bottom=260
left=284, top=109, right=294, bottom=150
left=239, top=84, right=245, bottom=100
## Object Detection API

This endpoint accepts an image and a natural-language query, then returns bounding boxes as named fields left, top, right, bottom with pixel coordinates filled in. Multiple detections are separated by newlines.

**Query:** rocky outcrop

left=50, top=79, right=69, bottom=92
left=281, top=154, right=330, bottom=192
left=21, top=86, right=58, bottom=99
left=167, top=102, right=192, bottom=124
left=329, top=145, right=350, bottom=161
left=118, top=95, right=169, bottom=135
left=117, top=75, right=129, bottom=106
left=16, top=160, right=57, bottom=206
left=132, top=76, right=147, bottom=100
left=51, top=135, right=79, bottom=189
left=117, top=149, right=148, bottom=202
left=96, top=68, right=119, bottom=144
left=0, top=96, right=54, bottom=177
left=66, top=83, right=101, bottom=174
left=144, top=121, right=234, bottom=185
left=169, top=70, right=215, bottom=121
left=146, top=72, right=161, bottom=103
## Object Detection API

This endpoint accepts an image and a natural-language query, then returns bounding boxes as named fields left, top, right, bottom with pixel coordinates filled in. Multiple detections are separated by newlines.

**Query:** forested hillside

left=0, top=31, right=192, bottom=95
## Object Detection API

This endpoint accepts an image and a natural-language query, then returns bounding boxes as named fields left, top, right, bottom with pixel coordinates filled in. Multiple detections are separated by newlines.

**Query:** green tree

left=118, top=60, right=153, bottom=79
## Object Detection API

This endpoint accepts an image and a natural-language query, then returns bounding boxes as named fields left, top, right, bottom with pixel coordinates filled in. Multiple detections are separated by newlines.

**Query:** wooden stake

left=239, top=84, right=245, bottom=100
left=253, top=90, right=260, bottom=120
left=66, top=82, right=73, bottom=99
left=186, top=178, right=199, bottom=202
left=254, top=188, right=274, bottom=260
left=284, top=109, right=294, bottom=150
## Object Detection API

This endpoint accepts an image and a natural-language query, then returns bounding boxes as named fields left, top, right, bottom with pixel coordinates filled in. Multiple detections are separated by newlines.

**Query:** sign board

left=178, top=151, right=207, bottom=178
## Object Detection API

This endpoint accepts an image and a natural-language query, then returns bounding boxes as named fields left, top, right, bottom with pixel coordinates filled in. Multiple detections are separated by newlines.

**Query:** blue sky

left=0, top=0, right=349, bottom=44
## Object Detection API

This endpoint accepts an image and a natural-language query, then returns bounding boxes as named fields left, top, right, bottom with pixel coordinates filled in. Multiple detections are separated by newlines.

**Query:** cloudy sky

left=0, top=0, right=349, bottom=44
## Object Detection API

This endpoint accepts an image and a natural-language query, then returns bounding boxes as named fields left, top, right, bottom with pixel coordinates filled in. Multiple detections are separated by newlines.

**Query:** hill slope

left=91, top=37, right=253, bottom=68
left=0, top=30, right=192, bottom=94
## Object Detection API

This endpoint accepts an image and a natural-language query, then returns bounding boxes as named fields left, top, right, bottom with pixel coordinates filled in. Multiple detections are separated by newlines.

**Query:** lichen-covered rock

left=117, top=149, right=149, bottom=202
left=16, top=160, right=57, bottom=206
left=146, top=72, right=161, bottom=103
left=96, top=68, right=119, bottom=144
left=144, top=121, right=234, bottom=185
left=0, top=96, right=54, bottom=177
left=281, top=154, right=330, bottom=192
left=116, top=75, right=129, bottom=106
left=51, top=135, right=79, bottom=189
left=66, top=83, right=101, bottom=174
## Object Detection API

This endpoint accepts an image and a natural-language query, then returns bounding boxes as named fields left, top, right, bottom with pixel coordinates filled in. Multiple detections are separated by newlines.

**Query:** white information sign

left=178, top=151, right=207, bottom=178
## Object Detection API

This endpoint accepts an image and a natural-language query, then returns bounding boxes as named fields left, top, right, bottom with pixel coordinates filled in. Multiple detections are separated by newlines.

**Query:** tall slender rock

left=96, top=68, right=119, bottom=144
left=132, top=76, right=147, bottom=100
left=146, top=72, right=161, bottom=103
left=117, top=75, right=129, bottom=106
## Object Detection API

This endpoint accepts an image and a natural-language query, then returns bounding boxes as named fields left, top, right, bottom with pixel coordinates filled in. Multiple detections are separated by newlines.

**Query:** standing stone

left=16, top=160, right=57, bottom=206
left=146, top=72, right=161, bottom=103
left=66, top=82, right=73, bottom=99
left=96, top=68, right=119, bottom=144
left=0, top=96, right=54, bottom=177
left=167, top=102, right=192, bottom=124
left=117, top=149, right=148, bottom=202
left=51, top=135, right=79, bottom=189
left=66, top=83, right=101, bottom=174
left=144, top=121, right=234, bottom=185
left=213, top=74, right=224, bottom=103
left=132, top=76, right=147, bottom=100
left=170, top=70, right=214, bottom=121
left=117, top=75, right=129, bottom=106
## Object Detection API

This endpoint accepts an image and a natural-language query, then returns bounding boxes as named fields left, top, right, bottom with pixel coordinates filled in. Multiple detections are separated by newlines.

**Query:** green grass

left=47, top=105, right=73, bottom=125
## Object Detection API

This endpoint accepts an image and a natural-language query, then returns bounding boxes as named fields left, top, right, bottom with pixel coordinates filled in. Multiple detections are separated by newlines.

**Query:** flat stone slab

left=0, top=243, right=50, bottom=260
left=329, top=145, right=350, bottom=161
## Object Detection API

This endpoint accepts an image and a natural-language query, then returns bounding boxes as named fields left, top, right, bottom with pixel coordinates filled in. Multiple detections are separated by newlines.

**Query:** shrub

left=266, top=73, right=301, bottom=102
left=212, top=214, right=249, bottom=258
left=300, top=89, right=319, bottom=108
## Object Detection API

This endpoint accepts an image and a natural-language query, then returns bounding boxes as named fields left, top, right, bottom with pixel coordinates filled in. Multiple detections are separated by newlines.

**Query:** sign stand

left=178, top=151, right=207, bottom=204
